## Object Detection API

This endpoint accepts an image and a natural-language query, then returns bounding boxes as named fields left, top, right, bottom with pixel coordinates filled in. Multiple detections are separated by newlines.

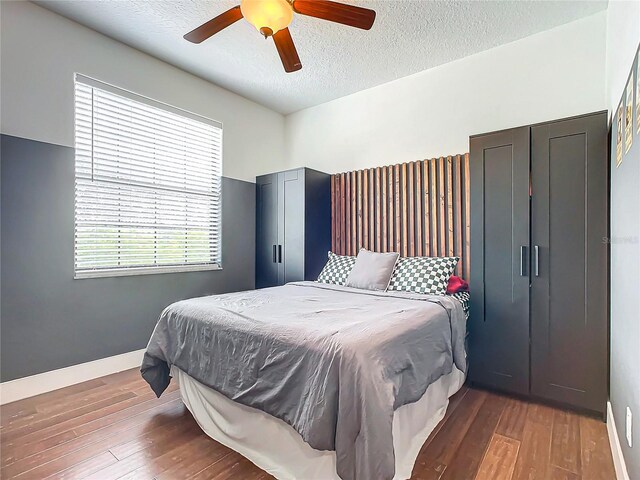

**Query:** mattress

left=173, top=365, right=466, bottom=480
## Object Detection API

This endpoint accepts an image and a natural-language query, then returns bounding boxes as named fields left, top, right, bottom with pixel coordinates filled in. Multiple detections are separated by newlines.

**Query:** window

left=74, top=74, right=222, bottom=278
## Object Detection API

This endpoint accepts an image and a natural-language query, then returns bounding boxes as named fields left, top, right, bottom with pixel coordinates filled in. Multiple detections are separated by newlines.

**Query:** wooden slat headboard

left=330, top=154, right=470, bottom=279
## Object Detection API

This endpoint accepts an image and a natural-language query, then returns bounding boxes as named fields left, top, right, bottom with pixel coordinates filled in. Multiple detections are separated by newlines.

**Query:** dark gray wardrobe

left=256, top=167, right=331, bottom=289
left=469, top=111, right=608, bottom=416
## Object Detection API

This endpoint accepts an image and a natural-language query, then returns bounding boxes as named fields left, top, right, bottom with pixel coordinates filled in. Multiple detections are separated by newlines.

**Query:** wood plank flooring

left=1, top=369, right=616, bottom=480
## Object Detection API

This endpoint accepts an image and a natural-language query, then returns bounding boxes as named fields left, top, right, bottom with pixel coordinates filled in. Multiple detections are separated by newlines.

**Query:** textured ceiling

left=36, top=0, right=607, bottom=114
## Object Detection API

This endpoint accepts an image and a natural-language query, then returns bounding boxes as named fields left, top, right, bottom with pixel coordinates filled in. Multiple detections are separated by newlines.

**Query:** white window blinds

left=74, top=74, right=222, bottom=278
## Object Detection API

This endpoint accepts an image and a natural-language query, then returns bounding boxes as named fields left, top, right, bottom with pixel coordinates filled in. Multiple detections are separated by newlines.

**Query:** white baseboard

left=607, top=401, right=631, bottom=480
left=0, top=349, right=146, bottom=405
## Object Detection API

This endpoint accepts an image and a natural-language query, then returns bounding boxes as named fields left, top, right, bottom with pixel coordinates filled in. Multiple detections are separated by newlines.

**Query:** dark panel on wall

left=609, top=48, right=640, bottom=479
left=330, top=154, right=470, bottom=279
left=0, top=134, right=256, bottom=381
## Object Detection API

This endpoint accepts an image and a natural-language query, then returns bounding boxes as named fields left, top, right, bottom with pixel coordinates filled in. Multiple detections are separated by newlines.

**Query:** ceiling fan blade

left=273, top=28, right=302, bottom=73
left=184, top=6, right=243, bottom=43
left=292, top=0, right=375, bottom=30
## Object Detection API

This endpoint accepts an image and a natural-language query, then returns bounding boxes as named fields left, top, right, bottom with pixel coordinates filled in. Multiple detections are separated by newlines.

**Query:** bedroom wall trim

left=608, top=401, right=632, bottom=480
left=0, top=349, right=145, bottom=405
left=330, top=154, right=470, bottom=279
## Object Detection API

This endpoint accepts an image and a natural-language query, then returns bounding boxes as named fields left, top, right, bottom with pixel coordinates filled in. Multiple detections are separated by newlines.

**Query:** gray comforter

left=141, top=281, right=467, bottom=480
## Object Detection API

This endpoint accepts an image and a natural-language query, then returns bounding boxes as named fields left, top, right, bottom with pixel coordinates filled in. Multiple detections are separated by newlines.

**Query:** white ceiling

left=36, top=0, right=607, bottom=114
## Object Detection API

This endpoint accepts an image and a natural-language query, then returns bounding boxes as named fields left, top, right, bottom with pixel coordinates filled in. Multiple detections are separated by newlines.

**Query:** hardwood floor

left=0, top=369, right=616, bottom=480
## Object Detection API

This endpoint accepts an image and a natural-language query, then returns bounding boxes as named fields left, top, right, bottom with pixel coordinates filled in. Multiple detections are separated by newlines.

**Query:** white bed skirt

left=173, top=366, right=465, bottom=480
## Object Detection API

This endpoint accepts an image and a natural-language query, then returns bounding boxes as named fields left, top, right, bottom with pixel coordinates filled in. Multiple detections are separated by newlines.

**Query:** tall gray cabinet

left=256, top=167, right=331, bottom=289
left=469, top=111, right=608, bottom=416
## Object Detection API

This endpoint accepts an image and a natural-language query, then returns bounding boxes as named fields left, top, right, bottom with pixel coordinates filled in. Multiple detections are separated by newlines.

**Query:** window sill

left=74, top=264, right=222, bottom=279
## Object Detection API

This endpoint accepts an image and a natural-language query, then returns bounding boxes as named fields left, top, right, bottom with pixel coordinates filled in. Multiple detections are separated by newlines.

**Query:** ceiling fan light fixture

left=184, top=0, right=377, bottom=73
left=240, top=0, right=293, bottom=37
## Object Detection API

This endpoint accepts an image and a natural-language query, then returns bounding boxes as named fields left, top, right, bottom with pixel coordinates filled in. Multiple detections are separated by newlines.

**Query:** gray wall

left=609, top=52, right=640, bottom=478
left=1, top=134, right=256, bottom=381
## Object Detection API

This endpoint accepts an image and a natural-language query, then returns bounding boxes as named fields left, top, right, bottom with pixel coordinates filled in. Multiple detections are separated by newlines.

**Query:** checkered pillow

left=388, top=256, right=459, bottom=295
left=316, top=252, right=356, bottom=286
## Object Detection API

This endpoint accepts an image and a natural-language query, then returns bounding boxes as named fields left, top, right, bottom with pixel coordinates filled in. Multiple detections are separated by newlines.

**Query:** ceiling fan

left=184, top=0, right=376, bottom=73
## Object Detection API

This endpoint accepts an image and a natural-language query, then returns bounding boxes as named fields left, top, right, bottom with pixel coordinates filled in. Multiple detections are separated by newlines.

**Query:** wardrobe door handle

left=273, top=245, right=277, bottom=263
left=278, top=245, right=282, bottom=263
left=520, top=246, right=527, bottom=276
left=534, top=245, right=539, bottom=277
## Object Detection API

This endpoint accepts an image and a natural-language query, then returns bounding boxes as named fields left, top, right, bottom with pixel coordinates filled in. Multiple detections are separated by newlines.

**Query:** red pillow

left=446, top=275, right=469, bottom=294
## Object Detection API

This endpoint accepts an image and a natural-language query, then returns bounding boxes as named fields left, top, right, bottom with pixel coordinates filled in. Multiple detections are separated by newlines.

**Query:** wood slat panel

left=350, top=171, right=357, bottom=255
left=363, top=170, right=369, bottom=250
left=430, top=160, right=439, bottom=256
left=388, top=165, right=394, bottom=253
left=345, top=173, right=351, bottom=256
left=369, top=169, right=375, bottom=251
left=446, top=156, right=454, bottom=257
left=335, top=173, right=340, bottom=255
left=453, top=155, right=463, bottom=276
left=357, top=170, right=363, bottom=250
left=394, top=164, right=401, bottom=253
left=330, top=153, right=471, bottom=279
left=463, top=153, right=471, bottom=278
left=401, top=163, right=408, bottom=257
left=408, top=162, right=415, bottom=256
left=437, top=157, right=446, bottom=257
left=381, top=167, right=388, bottom=253
left=375, top=167, right=382, bottom=252
left=423, top=161, right=431, bottom=256
left=415, top=162, right=423, bottom=257
left=339, top=173, right=346, bottom=255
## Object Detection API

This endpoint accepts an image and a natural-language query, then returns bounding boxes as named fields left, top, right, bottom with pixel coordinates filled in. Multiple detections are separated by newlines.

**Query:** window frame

left=73, top=73, right=223, bottom=279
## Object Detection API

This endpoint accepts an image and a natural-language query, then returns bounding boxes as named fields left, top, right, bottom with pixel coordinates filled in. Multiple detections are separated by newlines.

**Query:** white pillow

left=345, top=249, right=400, bottom=291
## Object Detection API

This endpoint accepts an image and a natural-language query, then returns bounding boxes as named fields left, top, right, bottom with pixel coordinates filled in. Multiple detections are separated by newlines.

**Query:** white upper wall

left=0, top=1, right=287, bottom=182
left=284, top=11, right=608, bottom=173
left=0, top=2, right=611, bottom=180
left=606, top=0, right=640, bottom=114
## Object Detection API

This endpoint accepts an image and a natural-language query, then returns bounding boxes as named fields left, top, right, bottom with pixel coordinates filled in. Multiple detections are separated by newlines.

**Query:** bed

left=142, top=281, right=468, bottom=480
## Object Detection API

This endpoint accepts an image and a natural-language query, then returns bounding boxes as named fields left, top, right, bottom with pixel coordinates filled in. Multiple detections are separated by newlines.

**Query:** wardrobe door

left=277, top=169, right=305, bottom=284
left=303, top=169, right=332, bottom=281
left=256, top=174, right=279, bottom=288
left=469, top=127, right=531, bottom=396
left=530, top=113, right=608, bottom=415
